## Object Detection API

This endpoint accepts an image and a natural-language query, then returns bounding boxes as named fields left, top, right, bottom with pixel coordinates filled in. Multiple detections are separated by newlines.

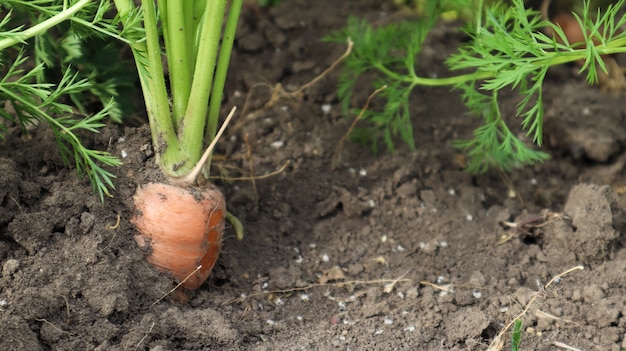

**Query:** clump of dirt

left=550, top=184, right=622, bottom=262
left=3, top=0, right=626, bottom=350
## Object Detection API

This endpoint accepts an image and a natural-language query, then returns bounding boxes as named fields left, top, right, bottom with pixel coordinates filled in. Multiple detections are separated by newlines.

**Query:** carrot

left=111, top=1, right=244, bottom=291
left=131, top=182, right=225, bottom=290
left=130, top=107, right=238, bottom=291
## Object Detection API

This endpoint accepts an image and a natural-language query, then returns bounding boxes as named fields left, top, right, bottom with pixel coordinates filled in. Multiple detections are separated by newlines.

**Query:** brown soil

left=3, top=1, right=626, bottom=350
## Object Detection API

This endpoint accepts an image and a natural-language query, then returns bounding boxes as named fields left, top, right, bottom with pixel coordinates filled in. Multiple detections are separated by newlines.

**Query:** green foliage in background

left=0, top=0, right=129, bottom=200
left=393, top=0, right=500, bottom=22
left=328, top=0, right=626, bottom=172
left=34, top=31, right=137, bottom=123
left=9, top=2, right=138, bottom=123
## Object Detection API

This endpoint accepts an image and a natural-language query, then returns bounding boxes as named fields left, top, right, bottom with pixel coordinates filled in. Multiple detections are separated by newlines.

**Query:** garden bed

left=2, top=0, right=626, bottom=349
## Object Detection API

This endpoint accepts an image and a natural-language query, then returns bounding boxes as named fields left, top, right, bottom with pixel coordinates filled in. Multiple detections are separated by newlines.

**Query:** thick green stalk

left=190, top=1, right=207, bottom=61
left=157, top=1, right=169, bottom=75
left=179, top=0, right=227, bottom=164
left=205, top=0, right=243, bottom=147
left=113, top=0, right=157, bottom=143
left=114, top=0, right=183, bottom=176
left=138, top=0, right=188, bottom=176
left=0, top=0, right=91, bottom=50
left=183, top=1, right=197, bottom=70
left=165, top=0, right=193, bottom=127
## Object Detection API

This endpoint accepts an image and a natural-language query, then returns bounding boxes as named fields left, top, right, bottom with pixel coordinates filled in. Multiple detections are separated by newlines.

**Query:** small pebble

left=321, top=103, right=331, bottom=114
left=270, top=140, right=284, bottom=149
left=2, top=259, right=19, bottom=277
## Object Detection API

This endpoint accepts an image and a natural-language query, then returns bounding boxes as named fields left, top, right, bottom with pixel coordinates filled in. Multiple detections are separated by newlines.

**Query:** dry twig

left=331, top=85, right=387, bottom=170
left=230, top=38, right=354, bottom=135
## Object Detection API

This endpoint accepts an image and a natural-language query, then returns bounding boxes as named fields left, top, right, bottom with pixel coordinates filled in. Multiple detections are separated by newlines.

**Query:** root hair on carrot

left=150, top=265, right=203, bottom=308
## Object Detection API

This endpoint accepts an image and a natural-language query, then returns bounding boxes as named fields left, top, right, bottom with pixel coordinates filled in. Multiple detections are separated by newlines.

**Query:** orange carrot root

left=131, top=182, right=226, bottom=290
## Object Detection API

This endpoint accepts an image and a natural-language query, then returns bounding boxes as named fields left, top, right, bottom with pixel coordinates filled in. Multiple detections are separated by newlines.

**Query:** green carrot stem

left=179, top=0, right=227, bottom=164
left=404, top=44, right=626, bottom=88
left=136, top=0, right=183, bottom=175
left=183, top=1, right=197, bottom=70
left=113, top=0, right=157, bottom=142
left=165, top=1, right=192, bottom=127
left=206, top=0, right=243, bottom=149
